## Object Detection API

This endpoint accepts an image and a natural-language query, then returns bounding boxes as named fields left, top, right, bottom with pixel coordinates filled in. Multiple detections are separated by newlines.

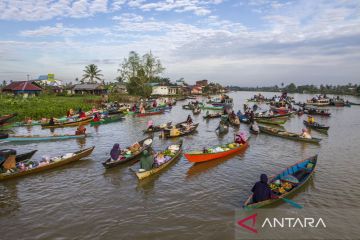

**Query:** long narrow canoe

left=243, top=155, right=318, bottom=209
left=184, top=142, right=249, bottom=163
left=143, top=122, right=172, bottom=133
left=259, top=125, right=321, bottom=144
left=41, top=117, right=92, bottom=129
left=0, top=113, right=17, bottom=125
left=256, top=118, right=287, bottom=125
left=199, top=105, right=223, bottom=110
left=303, top=120, right=329, bottom=133
left=349, top=102, right=360, bottom=106
left=102, top=137, right=153, bottom=168
left=90, top=115, right=124, bottom=126
left=255, top=112, right=292, bottom=119
left=203, top=113, right=222, bottom=119
left=304, top=109, right=331, bottom=117
left=0, top=146, right=94, bottom=181
left=161, top=123, right=199, bottom=138
left=12, top=121, right=42, bottom=127
left=133, top=141, right=183, bottom=180
left=1, top=134, right=88, bottom=142
left=135, top=110, right=164, bottom=117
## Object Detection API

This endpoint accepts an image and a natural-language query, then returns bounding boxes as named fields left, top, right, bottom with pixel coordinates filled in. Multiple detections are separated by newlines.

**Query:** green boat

left=198, top=104, right=223, bottom=110
left=256, top=118, right=287, bottom=125
left=259, top=125, right=321, bottom=144
left=90, top=115, right=124, bottom=126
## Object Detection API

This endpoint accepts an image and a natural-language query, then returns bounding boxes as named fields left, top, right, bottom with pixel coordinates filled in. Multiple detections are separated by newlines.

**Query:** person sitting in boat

left=251, top=174, right=273, bottom=203
left=300, top=128, right=312, bottom=139
left=132, top=104, right=137, bottom=112
left=93, top=113, right=101, bottom=122
left=110, top=143, right=121, bottom=161
left=91, top=106, right=98, bottom=113
left=152, top=100, right=157, bottom=108
left=147, top=120, right=154, bottom=131
left=249, top=111, right=255, bottom=123
left=205, top=110, right=210, bottom=117
left=140, top=150, right=154, bottom=171
left=49, top=117, right=55, bottom=126
left=78, top=108, right=86, bottom=119
left=253, top=104, right=258, bottom=112
left=75, top=125, right=86, bottom=135
left=186, top=115, right=193, bottom=125
left=307, top=115, right=315, bottom=124
left=67, top=108, right=74, bottom=118
left=235, top=132, right=247, bottom=144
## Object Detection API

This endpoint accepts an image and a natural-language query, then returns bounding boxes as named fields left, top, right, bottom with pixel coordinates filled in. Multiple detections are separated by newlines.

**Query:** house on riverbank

left=151, top=85, right=181, bottom=96
left=1, top=81, right=43, bottom=97
left=73, top=83, right=107, bottom=95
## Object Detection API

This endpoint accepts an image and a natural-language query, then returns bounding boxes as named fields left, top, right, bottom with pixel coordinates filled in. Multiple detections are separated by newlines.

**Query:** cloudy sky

left=0, top=0, right=359, bottom=86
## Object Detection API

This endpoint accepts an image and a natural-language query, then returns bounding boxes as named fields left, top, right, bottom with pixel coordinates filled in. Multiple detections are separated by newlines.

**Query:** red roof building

left=2, top=81, right=43, bottom=96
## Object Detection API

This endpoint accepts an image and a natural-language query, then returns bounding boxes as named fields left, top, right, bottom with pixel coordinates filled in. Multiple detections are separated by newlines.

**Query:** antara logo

left=237, top=214, right=326, bottom=234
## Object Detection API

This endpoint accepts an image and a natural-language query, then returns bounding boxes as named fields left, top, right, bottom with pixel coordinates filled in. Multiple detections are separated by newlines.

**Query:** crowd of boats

left=0, top=92, right=358, bottom=209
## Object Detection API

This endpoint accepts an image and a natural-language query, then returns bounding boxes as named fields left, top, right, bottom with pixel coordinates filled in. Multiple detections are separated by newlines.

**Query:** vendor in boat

left=75, top=125, right=86, bottom=135
left=93, top=113, right=101, bottom=122
left=307, top=115, right=315, bottom=124
left=300, top=128, right=312, bottom=139
left=152, top=100, right=157, bottom=108
left=205, top=110, right=210, bottom=116
left=186, top=115, right=193, bottom=125
left=249, top=111, right=255, bottom=123
left=67, top=108, right=74, bottom=118
left=251, top=174, right=273, bottom=203
left=235, top=131, right=247, bottom=144
left=110, top=143, right=121, bottom=161
left=147, top=120, right=154, bottom=131
left=49, top=117, right=55, bottom=126
left=250, top=121, right=259, bottom=132
left=91, top=105, right=98, bottom=113
left=140, top=150, right=154, bottom=171
left=78, top=108, right=86, bottom=119
left=132, top=103, right=137, bottom=112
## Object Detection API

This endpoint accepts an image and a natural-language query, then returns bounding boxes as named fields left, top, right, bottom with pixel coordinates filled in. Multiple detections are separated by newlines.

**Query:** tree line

left=228, top=83, right=360, bottom=96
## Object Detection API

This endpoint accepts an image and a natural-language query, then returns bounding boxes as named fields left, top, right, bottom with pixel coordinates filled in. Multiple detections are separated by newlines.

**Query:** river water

left=1, top=91, right=360, bottom=240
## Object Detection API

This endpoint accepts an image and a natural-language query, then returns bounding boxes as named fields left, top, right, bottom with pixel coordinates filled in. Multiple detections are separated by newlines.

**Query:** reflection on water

left=1, top=91, right=360, bottom=239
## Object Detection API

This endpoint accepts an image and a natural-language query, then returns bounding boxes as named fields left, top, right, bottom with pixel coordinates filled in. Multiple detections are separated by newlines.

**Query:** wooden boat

left=90, top=115, right=124, bottom=126
left=269, top=106, right=289, bottom=114
left=199, top=105, right=223, bottom=110
left=256, top=118, right=287, bottom=125
left=184, top=142, right=248, bottom=163
left=41, top=117, right=92, bottom=129
left=255, top=112, right=292, bottom=119
left=1, top=134, right=88, bottom=142
left=133, top=141, right=183, bottom=180
left=182, top=104, right=194, bottom=110
left=304, top=108, right=331, bottom=117
left=306, top=98, right=330, bottom=106
left=144, top=122, right=172, bottom=133
left=0, top=123, right=13, bottom=130
left=243, top=155, right=318, bottom=209
left=0, top=146, right=94, bottom=181
left=349, top=101, right=360, bottom=106
left=161, top=123, right=199, bottom=138
left=16, top=150, right=37, bottom=163
left=217, top=123, right=229, bottom=135
left=102, top=137, right=153, bottom=168
left=203, top=113, right=222, bottom=119
left=135, top=110, right=164, bottom=117
left=12, top=121, right=42, bottom=127
left=0, top=113, right=17, bottom=125
left=259, top=125, right=321, bottom=144
left=303, top=120, right=329, bottom=133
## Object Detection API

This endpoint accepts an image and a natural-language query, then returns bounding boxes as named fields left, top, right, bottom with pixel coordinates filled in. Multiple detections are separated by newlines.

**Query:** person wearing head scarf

left=300, top=128, right=312, bottom=139
left=251, top=174, right=272, bottom=203
left=110, top=144, right=121, bottom=161
left=235, top=131, right=247, bottom=144
left=140, top=150, right=154, bottom=171
left=147, top=120, right=154, bottom=131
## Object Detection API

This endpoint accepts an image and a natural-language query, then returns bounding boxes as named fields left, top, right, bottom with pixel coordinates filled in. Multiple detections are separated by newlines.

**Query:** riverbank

left=0, top=95, right=102, bottom=121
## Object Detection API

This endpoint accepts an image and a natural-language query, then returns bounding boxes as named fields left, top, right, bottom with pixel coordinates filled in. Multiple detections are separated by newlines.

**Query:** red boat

left=270, top=106, right=289, bottom=115
left=184, top=142, right=249, bottom=163
left=135, top=110, right=164, bottom=117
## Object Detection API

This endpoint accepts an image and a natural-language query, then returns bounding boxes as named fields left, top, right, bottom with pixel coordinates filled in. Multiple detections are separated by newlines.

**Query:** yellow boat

left=133, top=141, right=183, bottom=180
left=41, top=117, right=92, bottom=129
left=0, top=146, right=95, bottom=181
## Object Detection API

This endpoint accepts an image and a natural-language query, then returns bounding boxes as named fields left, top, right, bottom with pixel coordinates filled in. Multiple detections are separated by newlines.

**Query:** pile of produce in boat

left=243, top=155, right=317, bottom=209
left=102, top=137, right=153, bottom=168
left=0, top=147, right=94, bottom=181
left=133, top=141, right=183, bottom=180
left=160, top=123, right=199, bottom=138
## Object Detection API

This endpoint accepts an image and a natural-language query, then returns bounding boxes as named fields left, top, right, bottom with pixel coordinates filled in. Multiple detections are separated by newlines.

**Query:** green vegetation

left=229, top=83, right=360, bottom=96
left=0, top=95, right=101, bottom=122
left=117, top=51, right=165, bottom=97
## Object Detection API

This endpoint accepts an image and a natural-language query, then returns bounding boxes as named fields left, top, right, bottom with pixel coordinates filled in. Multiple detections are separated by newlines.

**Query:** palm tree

left=81, top=64, right=103, bottom=83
